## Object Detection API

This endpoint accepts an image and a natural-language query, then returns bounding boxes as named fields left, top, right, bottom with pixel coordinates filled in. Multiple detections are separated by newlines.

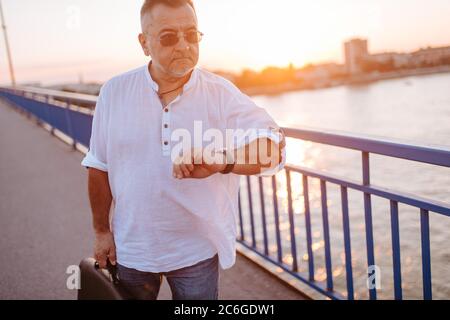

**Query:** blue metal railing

left=238, top=128, right=450, bottom=300
left=1, top=86, right=449, bottom=300
left=0, top=86, right=96, bottom=149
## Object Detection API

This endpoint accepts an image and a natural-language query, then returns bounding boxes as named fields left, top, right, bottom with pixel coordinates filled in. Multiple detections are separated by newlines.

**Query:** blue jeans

left=117, top=253, right=219, bottom=300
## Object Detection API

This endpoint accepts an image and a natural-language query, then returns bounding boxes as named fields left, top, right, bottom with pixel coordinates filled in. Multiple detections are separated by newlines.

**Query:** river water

left=239, top=72, right=450, bottom=299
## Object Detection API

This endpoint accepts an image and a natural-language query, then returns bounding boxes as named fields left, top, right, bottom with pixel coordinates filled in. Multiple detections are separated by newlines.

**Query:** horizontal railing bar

left=282, top=127, right=450, bottom=168
left=1, top=90, right=94, bottom=115
left=285, top=164, right=450, bottom=217
left=0, top=86, right=98, bottom=104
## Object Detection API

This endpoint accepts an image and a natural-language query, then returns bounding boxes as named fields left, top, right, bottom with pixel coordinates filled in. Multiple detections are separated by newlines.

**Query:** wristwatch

left=217, top=148, right=235, bottom=174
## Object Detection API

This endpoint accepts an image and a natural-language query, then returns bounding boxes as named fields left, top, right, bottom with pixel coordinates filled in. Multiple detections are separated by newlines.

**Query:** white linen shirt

left=81, top=64, right=286, bottom=272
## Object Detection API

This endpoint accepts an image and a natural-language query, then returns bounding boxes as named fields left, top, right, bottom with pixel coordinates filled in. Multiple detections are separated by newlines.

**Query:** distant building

left=344, top=38, right=369, bottom=75
left=344, top=38, right=450, bottom=74
left=410, top=46, right=450, bottom=67
left=368, top=52, right=411, bottom=68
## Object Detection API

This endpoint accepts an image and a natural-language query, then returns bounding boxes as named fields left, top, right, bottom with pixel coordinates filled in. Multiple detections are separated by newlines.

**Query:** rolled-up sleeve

left=224, top=90, right=286, bottom=177
left=81, top=86, right=109, bottom=172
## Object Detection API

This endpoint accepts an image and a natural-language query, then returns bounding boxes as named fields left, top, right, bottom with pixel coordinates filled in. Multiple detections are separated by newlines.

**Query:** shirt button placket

left=161, top=107, right=171, bottom=156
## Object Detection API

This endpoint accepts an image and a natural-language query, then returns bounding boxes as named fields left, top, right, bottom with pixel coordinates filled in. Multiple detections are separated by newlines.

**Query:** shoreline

left=242, top=65, right=450, bottom=97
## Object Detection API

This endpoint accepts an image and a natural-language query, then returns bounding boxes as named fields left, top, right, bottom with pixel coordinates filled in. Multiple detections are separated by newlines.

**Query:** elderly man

left=81, top=0, right=285, bottom=300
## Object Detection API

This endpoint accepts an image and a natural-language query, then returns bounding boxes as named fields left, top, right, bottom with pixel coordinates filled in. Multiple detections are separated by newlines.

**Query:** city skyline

left=1, top=0, right=450, bottom=85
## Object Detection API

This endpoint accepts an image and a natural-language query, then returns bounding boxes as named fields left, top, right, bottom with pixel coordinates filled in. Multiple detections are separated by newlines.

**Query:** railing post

left=64, top=99, right=77, bottom=150
left=362, top=151, right=377, bottom=300
left=286, top=169, right=298, bottom=272
left=389, top=200, right=403, bottom=300
left=258, top=177, right=269, bottom=256
left=46, top=95, right=55, bottom=136
left=420, top=209, right=432, bottom=300
left=32, top=93, right=44, bottom=127
left=271, top=175, right=283, bottom=263
left=320, top=179, right=333, bottom=291
left=246, top=176, right=256, bottom=248
left=25, top=93, right=32, bottom=120
left=302, top=175, right=315, bottom=281
left=237, top=191, right=245, bottom=241
left=341, top=186, right=354, bottom=299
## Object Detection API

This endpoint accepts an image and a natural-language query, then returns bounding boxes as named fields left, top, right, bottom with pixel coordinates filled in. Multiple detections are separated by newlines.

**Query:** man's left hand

left=172, top=148, right=226, bottom=179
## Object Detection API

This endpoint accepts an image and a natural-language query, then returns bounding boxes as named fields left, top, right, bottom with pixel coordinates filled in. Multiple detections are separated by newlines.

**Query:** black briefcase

left=77, top=258, right=132, bottom=300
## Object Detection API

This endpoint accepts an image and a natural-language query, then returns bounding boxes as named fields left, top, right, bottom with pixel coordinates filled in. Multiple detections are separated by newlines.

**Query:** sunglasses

left=157, top=30, right=204, bottom=47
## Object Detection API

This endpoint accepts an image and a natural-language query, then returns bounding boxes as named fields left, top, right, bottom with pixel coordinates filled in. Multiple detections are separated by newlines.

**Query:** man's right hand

left=94, top=231, right=117, bottom=269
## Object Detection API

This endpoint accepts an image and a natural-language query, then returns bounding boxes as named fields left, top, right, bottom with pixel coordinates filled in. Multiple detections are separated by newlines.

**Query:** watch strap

left=219, top=149, right=235, bottom=174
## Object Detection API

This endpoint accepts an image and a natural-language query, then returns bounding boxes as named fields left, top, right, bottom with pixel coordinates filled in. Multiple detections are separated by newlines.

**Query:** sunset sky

left=1, top=0, right=450, bottom=85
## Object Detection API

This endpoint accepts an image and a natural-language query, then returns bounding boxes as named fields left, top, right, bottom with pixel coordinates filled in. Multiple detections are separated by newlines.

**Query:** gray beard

left=168, top=65, right=194, bottom=78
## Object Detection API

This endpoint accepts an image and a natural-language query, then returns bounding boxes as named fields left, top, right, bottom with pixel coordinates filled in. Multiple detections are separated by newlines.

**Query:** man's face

left=139, top=4, right=200, bottom=78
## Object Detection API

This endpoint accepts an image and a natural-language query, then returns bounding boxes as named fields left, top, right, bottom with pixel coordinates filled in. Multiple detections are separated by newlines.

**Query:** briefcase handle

left=94, top=259, right=120, bottom=285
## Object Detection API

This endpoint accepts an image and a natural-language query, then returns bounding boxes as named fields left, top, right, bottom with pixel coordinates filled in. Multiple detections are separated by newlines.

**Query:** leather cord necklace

left=157, top=76, right=191, bottom=108
left=157, top=82, right=186, bottom=100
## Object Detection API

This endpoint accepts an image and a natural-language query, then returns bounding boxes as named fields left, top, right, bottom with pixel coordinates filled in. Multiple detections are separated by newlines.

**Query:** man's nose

left=174, top=32, right=190, bottom=51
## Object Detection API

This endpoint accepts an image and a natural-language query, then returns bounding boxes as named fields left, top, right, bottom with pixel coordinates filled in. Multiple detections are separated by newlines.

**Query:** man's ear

left=138, top=33, right=150, bottom=56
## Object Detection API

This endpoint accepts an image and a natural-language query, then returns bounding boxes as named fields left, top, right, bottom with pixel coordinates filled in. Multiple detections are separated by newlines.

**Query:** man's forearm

left=230, top=138, right=282, bottom=175
left=87, top=168, right=113, bottom=234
